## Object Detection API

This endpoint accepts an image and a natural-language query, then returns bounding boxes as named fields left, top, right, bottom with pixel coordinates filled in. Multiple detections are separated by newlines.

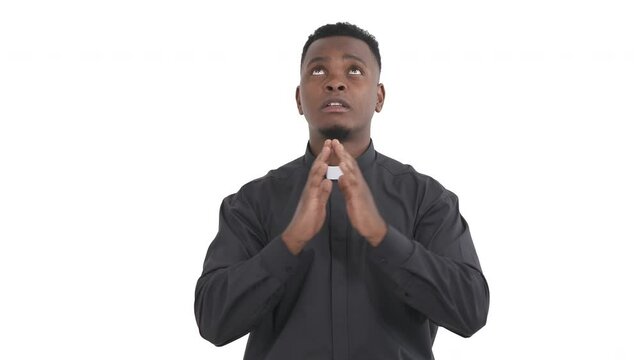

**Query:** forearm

left=194, top=236, right=298, bottom=346
left=368, top=226, right=490, bottom=337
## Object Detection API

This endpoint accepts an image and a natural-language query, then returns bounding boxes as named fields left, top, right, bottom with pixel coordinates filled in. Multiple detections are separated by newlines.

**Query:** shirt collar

left=303, top=139, right=376, bottom=170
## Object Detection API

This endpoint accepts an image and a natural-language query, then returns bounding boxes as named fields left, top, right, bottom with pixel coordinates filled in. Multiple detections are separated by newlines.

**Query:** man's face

left=296, top=36, right=384, bottom=141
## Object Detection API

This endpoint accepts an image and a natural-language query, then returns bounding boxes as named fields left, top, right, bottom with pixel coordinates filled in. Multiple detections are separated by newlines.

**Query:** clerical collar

left=303, top=139, right=377, bottom=172
left=326, top=166, right=343, bottom=180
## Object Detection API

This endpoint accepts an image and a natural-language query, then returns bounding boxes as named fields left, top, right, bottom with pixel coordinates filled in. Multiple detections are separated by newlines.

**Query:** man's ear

left=295, top=86, right=304, bottom=115
left=375, top=83, right=385, bottom=112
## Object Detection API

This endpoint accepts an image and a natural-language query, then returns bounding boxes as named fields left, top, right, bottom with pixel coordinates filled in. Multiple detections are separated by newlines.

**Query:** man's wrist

left=282, top=229, right=306, bottom=255
left=366, top=221, right=388, bottom=247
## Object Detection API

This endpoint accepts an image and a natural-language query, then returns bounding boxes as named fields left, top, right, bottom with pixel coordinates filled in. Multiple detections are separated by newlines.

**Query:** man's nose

left=324, top=77, right=346, bottom=92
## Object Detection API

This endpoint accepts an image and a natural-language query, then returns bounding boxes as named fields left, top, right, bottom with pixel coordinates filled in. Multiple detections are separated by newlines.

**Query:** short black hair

left=301, top=22, right=381, bottom=71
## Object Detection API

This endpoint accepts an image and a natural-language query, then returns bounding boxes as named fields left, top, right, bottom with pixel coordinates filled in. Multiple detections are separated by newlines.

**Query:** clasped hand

left=282, top=139, right=387, bottom=255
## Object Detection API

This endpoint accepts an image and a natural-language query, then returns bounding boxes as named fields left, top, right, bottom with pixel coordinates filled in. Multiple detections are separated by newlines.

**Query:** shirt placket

left=329, top=184, right=349, bottom=360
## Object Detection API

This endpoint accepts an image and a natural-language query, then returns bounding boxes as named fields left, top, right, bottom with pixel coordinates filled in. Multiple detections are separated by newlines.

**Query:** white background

left=1, top=1, right=639, bottom=359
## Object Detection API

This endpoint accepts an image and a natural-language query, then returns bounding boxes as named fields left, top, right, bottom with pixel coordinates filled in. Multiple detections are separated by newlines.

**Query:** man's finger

left=330, top=140, right=366, bottom=188
left=337, top=175, right=348, bottom=194
left=308, top=162, right=328, bottom=187
left=317, top=178, right=333, bottom=204
left=331, top=139, right=353, bottom=163
left=337, top=170, right=357, bottom=189
left=338, top=160, right=355, bottom=175
left=307, top=142, right=332, bottom=187
left=314, top=140, right=332, bottom=165
left=331, top=139, right=346, bottom=161
left=332, top=140, right=360, bottom=177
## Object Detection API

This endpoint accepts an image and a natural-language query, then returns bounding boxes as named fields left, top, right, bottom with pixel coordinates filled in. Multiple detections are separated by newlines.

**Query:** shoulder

left=376, top=152, right=446, bottom=190
left=231, top=155, right=306, bottom=202
left=374, top=151, right=454, bottom=205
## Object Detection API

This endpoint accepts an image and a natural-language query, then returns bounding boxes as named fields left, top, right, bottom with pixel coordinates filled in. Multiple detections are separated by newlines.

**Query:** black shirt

left=195, top=140, right=489, bottom=360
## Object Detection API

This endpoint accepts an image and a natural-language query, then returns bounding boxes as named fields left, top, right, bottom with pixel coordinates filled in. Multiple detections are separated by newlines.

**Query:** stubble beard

left=319, top=125, right=351, bottom=142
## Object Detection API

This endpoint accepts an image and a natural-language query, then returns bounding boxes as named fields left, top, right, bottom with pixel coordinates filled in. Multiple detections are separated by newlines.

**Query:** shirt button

left=379, top=258, right=387, bottom=264
left=285, top=266, right=293, bottom=273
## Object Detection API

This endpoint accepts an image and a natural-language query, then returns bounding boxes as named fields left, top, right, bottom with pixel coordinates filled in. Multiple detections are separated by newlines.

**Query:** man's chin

left=319, top=126, right=351, bottom=142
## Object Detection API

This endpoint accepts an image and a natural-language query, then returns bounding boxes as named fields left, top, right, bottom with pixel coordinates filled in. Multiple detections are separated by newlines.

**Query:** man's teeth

left=328, top=102, right=343, bottom=106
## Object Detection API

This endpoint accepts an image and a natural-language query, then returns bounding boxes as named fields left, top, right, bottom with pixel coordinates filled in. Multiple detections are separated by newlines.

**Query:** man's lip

left=321, top=98, right=351, bottom=113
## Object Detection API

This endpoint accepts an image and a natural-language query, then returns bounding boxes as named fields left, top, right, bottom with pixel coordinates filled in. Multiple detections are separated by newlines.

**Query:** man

left=195, top=22, right=489, bottom=360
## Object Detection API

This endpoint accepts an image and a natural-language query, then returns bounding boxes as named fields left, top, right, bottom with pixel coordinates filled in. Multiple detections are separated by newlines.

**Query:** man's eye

left=348, top=68, right=362, bottom=75
left=311, top=68, right=325, bottom=75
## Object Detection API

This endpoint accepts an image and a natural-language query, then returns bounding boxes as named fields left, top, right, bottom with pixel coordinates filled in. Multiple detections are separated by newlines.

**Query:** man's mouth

left=321, top=99, right=350, bottom=113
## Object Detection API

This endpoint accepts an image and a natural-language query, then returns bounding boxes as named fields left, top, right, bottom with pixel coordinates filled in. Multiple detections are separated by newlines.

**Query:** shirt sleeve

left=368, top=190, right=490, bottom=337
left=194, top=191, right=299, bottom=346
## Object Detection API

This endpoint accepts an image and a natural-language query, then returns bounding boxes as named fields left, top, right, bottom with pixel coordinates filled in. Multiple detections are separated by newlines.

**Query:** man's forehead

left=304, top=36, right=375, bottom=65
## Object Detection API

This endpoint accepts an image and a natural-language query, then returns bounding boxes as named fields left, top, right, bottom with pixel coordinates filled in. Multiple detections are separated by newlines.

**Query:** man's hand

left=282, top=139, right=333, bottom=255
left=333, top=139, right=387, bottom=247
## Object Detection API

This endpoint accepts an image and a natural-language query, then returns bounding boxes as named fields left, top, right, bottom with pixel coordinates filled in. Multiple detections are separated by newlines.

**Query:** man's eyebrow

left=343, top=54, right=367, bottom=65
left=306, top=56, right=328, bottom=66
left=305, top=54, right=368, bottom=67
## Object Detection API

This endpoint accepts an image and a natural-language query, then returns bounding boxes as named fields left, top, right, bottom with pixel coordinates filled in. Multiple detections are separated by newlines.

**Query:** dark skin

left=282, top=36, right=387, bottom=255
